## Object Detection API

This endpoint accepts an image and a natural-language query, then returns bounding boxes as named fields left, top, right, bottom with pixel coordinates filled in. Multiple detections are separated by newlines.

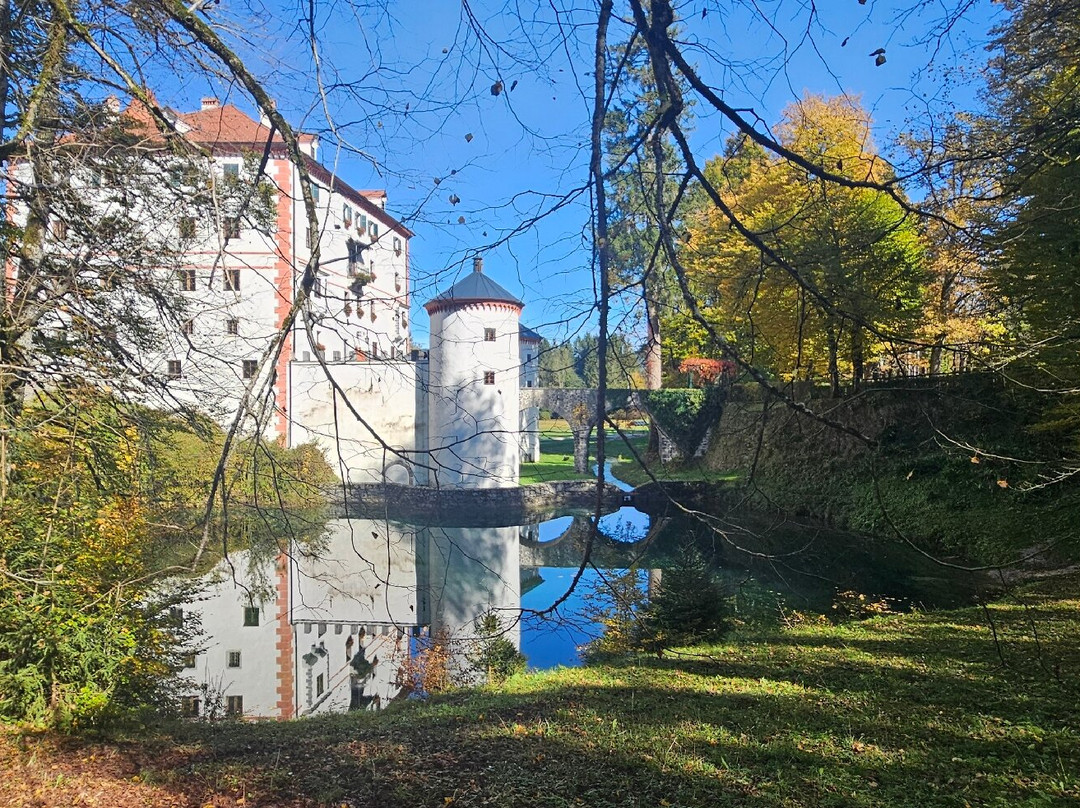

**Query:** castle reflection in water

left=177, top=510, right=651, bottom=719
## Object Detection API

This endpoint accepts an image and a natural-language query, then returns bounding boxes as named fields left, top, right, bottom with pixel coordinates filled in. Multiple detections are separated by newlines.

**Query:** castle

left=16, top=97, right=540, bottom=486
left=155, top=99, right=542, bottom=486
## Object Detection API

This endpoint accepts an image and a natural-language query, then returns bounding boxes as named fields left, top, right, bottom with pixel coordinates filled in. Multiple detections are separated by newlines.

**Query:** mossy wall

left=702, top=375, right=1080, bottom=564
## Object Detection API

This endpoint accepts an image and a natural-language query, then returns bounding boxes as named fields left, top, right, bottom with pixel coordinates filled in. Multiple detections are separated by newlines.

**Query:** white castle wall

left=289, top=360, right=428, bottom=484
left=427, top=303, right=521, bottom=488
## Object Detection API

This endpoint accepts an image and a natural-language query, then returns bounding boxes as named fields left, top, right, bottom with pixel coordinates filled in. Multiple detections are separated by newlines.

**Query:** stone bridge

left=518, top=514, right=669, bottom=568
left=521, top=387, right=643, bottom=472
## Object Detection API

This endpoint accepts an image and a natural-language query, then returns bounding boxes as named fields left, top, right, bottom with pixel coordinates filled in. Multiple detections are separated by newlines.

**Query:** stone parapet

left=335, top=480, right=624, bottom=526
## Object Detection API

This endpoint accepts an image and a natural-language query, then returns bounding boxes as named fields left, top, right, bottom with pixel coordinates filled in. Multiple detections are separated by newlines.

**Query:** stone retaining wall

left=335, top=480, right=625, bottom=527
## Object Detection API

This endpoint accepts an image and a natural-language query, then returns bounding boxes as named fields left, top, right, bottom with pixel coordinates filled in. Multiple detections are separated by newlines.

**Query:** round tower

left=424, top=256, right=523, bottom=488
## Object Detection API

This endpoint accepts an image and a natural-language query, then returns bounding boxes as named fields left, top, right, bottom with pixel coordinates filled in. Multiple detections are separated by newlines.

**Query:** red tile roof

left=176, top=103, right=316, bottom=148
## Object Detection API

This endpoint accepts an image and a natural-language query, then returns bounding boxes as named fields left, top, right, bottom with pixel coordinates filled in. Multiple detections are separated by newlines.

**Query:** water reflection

left=181, top=517, right=534, bottom=719
left=178, top=501, right=983, bottom=719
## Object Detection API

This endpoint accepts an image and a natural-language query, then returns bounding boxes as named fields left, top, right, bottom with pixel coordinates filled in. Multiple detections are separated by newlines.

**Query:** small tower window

left=483, top=328, right=496, bottom=342
left=483, top=371, right=495, bottom=385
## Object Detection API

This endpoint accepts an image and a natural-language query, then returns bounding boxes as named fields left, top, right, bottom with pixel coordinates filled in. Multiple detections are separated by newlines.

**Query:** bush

left=468, top=612, right=526, bottom=684
left=640, top=544, right=728, bottom=652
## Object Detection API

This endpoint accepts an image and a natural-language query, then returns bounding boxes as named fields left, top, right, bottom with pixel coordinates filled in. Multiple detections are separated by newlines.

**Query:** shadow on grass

left=4, top=599, right=1078, bottom=807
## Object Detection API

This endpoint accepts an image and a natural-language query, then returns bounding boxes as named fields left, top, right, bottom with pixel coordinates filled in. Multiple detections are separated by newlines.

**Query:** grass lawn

left=4, top=575, right=1078, bottom=807
left=609, top=458, right=741, bottom=488
left=520, top=419, right=650, bottom=485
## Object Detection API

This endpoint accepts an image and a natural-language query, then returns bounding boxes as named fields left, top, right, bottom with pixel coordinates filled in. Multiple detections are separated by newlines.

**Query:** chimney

left=473, top=256, right=483, bottom=273
left=201, top=97, right=220, bottom=111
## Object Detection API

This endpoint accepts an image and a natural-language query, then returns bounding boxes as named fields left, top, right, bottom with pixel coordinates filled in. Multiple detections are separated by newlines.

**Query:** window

left=393, top=236, right=402, bottom=255
left=182, top=653, right=196, bottom=669
left=394, top=272, right=401, bottom=291
left=177, top=269, right=196, bottom=292
left=225, top=695, right=243, bottom=716
left=305, top=225, right=314, bottom=250
left=226, top=318, right=239, bottom=335
left=179, top=217, right=196, bottom=239
left=242, top=360, right=258, bottom=380
left=484, top=328, right=496, bottom=342
left=223, top=163, right=239, bottom=179
left=483, top=371, right=495, bottom=385
left=223, top=217, right=241, bottom=240
left=181, top=697, right=201, bottom=718
left=357, top=213, right=367, bottom=233
left=227, top=650, right=241, bottom=669
left=316, top=674, right=325, bottom=697
left=347, top=239, right=364, bottom=275
left=224, top=269, right=240, bottom=291
left=343, top=203, right=352, bottom=227
left=243, top=606, right=259, bottom=626
left=311, top=184, right=320, bottom=203
left=370, top=343, right=379, bottom=359
left=368, top=221, right=379, bottom=238
left=169, top=606, right=185, bottom=626
left=167, top=360, right=182, bottom=379
left=332, top=350, right=341, bottom=361
left=526, top=353, right=533, bottom=362
left=181, top=319, right=194, bottom=336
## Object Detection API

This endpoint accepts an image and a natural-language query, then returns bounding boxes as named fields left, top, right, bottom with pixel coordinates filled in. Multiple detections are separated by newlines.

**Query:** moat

left=174, top=482, right=984, bottom=720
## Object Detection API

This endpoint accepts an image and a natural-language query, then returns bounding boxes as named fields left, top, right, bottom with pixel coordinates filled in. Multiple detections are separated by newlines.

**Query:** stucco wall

left=427, top=303, right=521, bottom=488
left=289, top=360, right=428, bottom=484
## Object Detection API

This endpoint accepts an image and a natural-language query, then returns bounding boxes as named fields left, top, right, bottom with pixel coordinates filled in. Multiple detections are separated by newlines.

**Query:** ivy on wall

left=641, top=386, right=726, bottom=458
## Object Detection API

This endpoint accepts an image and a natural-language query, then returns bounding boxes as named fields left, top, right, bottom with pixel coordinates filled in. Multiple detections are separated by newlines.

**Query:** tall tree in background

left=981, top=0, right=1080, bottom=382
left=603, top=34, right=687, bottom=391
left=672, top=96, right=925, bottom=395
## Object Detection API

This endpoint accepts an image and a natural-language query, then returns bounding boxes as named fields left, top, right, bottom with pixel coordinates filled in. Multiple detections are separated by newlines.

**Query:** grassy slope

left=4, top=576, right=1078, bottom=807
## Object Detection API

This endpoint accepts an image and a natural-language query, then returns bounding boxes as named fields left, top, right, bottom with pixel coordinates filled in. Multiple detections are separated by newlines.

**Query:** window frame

left=166, top=360, right=182, bottom=380
left=225, top=695, right=243, bottom=716
left=483, top=328, right=496, bottom=342
left=242, top=359, right=258, bottom=380
left=483, top=371, right=496, bottom=385
left=177, top=269, right=196, bottom=292
left=226, top=318, right=239, bottom=336
left=227, top=650, right=242, bottom=669
left=224, top=268, right=241, bottom=292
left=243, top=606, right=260, bottom=626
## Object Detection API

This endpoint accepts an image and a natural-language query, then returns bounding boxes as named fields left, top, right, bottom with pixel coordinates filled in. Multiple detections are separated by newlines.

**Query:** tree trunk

left=826, top=325, right=841, bottom=398
left=850, top=326, right=864, bottom=392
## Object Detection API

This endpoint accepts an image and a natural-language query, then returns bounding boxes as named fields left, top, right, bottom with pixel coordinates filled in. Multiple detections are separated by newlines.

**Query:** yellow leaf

left=970, top=456, right=980, bottom=464
left=997, top=479, right=1009, bottom=488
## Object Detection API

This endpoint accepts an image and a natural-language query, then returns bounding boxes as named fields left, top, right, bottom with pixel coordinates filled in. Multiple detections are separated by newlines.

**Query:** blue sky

left=172, top=1, right=1005, bottom=347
